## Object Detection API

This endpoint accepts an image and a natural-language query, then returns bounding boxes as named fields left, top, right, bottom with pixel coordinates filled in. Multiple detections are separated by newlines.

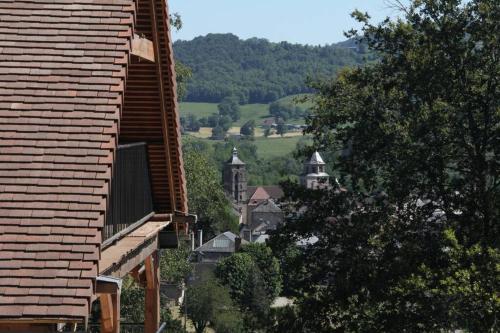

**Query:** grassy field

left=179, top=94, right=313, bottom=121
left=179, top=102, right=218, bottom=118
left=234, top=103, right=270, bottom=126
left=180, top=96, right=312, bottom=159
left=179, top=102, right=271, bottom=127
left=276, top=93, right=314, bottom=108
left=254, top=136, right=310, bottom=159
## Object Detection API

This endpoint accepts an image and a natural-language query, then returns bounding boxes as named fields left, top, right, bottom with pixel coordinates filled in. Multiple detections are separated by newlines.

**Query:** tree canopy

left=271, top=0, right=500, bottom=331
left=174, top=33, right=375, bottom=103
left=184, top=277, right=241, bottom=333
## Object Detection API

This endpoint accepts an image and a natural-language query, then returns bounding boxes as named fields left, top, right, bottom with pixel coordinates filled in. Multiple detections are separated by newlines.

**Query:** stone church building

left=223, top=148, right=329, bottom=241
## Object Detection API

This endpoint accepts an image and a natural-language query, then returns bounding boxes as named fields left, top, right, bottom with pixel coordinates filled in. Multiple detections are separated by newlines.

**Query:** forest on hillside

left=173, top=33, right=374, bottom=104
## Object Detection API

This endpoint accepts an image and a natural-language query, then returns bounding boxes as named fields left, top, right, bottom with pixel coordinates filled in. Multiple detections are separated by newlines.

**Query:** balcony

left=103, top=142, right=154, bottom=243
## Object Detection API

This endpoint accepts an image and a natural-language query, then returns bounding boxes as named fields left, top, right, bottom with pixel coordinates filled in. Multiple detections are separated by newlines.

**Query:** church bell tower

left=223, top=147, right=247, bottom=203
left=300, top=151, right=330, bottom=189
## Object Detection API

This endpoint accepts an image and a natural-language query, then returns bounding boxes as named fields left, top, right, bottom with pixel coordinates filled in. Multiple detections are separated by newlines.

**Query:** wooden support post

left=144, top=252, right=160, bottom=333
left=100, top=292, right=120, bottom=333
left=112, top=292, right=120, bottom=333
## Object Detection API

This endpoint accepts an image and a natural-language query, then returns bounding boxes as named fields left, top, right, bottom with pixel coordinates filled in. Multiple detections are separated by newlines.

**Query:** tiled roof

left=249, top=187, right=270, bottom=202
left=0, top=0, right=186, bottom=323
left=308, top=151, right=326, bottom=165
left=247, top=186, right=284, bottom=200
left=194, top=231, right=248, bottom=253
left=252, top=200, right=282, bottom=213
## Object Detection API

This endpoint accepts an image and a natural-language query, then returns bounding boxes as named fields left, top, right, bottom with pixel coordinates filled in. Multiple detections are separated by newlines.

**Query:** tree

left=211, top=125, right=226, bottom=140
left=212, top=309, right=245, bottom=333
left=276, top=119, right=287, bottom=136
left=173, top=33, right=376, bottom=103
left=184, top=278, right=237, bottom=333
left=271, top=0, right=500, bottom=332
left=269, top=101, right=306, bottom=121
left=215, top=253, right=274, bottom=331
left=240, top=120, right=255, bottom=137
left=240, top=243, right=282, bottom=299
left=183, top=147, right=239, bottom=237
left=120, top=276, right=184, bottom=332
left=159, top=246, right=192, bottom=286
left=218, top=96, right=241, bottom=122
left=215, top=253, right=256, bottom=305
left=169, top=13, right=192, bottom=101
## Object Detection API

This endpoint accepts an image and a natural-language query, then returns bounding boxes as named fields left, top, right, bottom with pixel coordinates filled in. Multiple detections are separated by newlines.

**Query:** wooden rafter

left=149, top=0, right=177, bottom=211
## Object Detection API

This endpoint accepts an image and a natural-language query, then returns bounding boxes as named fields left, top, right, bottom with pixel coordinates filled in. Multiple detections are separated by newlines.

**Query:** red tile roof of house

left=0, top=0, right=186, bottom=323
left=248, top=186, right=284, bottom=201
left=249, top=187, right=271, bottom=202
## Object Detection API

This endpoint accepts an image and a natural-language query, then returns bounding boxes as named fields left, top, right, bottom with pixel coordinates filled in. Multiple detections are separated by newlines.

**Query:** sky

left=168, top=0, right=404, bottom=45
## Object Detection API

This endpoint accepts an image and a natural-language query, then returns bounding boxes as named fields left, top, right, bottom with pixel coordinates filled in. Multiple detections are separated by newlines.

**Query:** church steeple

left=300, top=151, right=330, bottom=189
left=223, top=147, right=247, bottom=203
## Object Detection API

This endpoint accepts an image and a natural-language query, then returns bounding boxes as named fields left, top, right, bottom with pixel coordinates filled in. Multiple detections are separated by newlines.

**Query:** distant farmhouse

left=222, top=148, right=329, bottom=242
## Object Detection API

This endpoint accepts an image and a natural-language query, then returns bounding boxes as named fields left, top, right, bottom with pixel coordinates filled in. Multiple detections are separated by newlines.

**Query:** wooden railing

left=103, top=142, right=154, bottom=243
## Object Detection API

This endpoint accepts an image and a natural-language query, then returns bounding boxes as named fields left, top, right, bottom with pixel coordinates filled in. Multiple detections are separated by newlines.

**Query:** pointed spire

left=227, top=146, right=245, bottom=165
left=308, top=151, right=325, bottom=165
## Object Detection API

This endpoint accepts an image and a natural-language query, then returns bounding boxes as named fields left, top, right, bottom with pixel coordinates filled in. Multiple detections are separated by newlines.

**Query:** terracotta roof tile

left=0, top=0, right=187, bottom=324
left=0, top=0, right=133, bottom=322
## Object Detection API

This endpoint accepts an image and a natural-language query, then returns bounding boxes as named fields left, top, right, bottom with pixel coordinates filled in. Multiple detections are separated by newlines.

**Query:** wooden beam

left=144, top=252, right=160, bottom=333
left=96, top=280, right=120, bottom=295
left=0, top=324, right=54, bottom=332
left=112, top=293, right=120, bottom=333
left=131, top=34, right=155, bottom=62
left=99, top=292, right=120, bottom=333
left=100, top=294, right=114, bottom=333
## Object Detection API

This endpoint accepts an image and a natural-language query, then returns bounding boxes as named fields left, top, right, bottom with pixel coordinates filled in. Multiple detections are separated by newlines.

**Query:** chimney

left=191, top=231, right=195, bottom=251
left=235, top=237, right=242, bottom=252
left=198, top=229, right=203, bottom=247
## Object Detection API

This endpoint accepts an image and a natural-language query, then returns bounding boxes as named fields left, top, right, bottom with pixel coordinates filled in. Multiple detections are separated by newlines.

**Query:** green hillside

left=174, top=33, right=374, bottom=104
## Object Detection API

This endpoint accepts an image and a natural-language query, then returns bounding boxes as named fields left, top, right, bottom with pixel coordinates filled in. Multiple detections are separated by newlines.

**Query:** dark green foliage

left=215, top=253, right=272, bottom=332
left=240, top=243, right=282, bottom=300
left=275, top=244, right=304, bottom=296
left=212, top=308, right=245, bottom=333
left=268, top=306, right=304, bottom=333
left=215, top=253, right=256, bottom=305
left=119, top=277, right=183, bottom=331
left=184, top=278, right=241, bottom=333
left=180, top=114, right=200, bottom=132
left=215, top=244, right=283, bottom=331
left=211, top=125, right=226, bottom=140
left=271, top=0, right=500, bottom=331
left=174, top=61, right=192, bottom=101
left=240, top=120, right=255, bottom=137
left=174, top=33, right=375, bottom=103
left=276, top=119, right=287, bottom=136
left=218, top=96, right=241, bottom=122
left=269, top=101, right=307, bottom=121
left=159, top=246, right=192, bottom=286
